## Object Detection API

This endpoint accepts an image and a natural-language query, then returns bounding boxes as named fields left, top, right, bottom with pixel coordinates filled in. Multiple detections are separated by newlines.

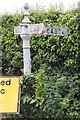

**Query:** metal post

left=20, top=3, right=31, bottom=75
left=20, top=35, right=31, bottom=75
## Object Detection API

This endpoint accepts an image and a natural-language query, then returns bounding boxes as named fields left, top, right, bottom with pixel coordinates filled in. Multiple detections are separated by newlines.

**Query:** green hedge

left=1, top=13, right=23, bottom=75
left=21, top=67, right=80, bottom=118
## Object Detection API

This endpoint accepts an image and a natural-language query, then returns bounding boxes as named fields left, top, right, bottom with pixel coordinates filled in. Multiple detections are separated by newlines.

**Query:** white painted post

left=20, top=3, right=31, bottom=75
left=20, top=35, right=31, bottom=75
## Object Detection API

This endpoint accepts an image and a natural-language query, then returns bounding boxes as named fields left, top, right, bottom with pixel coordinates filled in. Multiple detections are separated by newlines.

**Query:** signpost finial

left=21, top=3, right=31, bottom=24
left=23, top=3, right=29, bottom=11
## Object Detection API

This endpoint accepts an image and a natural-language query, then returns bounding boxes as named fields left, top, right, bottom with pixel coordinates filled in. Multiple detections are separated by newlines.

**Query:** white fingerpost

left=14, top=3, right=70, bottom=75
left=18, top=3, right=30, bottom=75
left=20, top=3, right=31, bottom=75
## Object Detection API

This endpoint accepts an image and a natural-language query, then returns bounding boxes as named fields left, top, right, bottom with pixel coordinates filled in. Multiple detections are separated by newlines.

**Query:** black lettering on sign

left=62, top=31, right=65, bottom=36
left=6, top=79, right=11, bottom=85
left=0, top=81, right=5, bottom=86
left=47, top=28, right=51, bottom=34
left=0, top=89, right=5, bottom=94
left=58, top=28, right=61, bottom=35
left=0, top=79, right=11, bottom=94
left=51, top=28, right=53, bottom=34
left=0, top=79, right=11, bottom=86
left=54, top=28, right=58, bottom=35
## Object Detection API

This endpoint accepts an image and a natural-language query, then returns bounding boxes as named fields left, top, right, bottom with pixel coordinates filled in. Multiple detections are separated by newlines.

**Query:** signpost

left=0, top=77, right=20, bottom=113
left=0, top=2, right=70, bottom=115
left=14, top=3, right=70, bottom=75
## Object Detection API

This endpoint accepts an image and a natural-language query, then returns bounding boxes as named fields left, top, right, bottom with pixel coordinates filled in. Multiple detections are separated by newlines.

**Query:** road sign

left=42, top=27, right=70, bottom=36
left=0, top=77, right=20, bottom=113
left=14, top=24, right=70, bottom=36
left=14, top=23, right=44, bottom=35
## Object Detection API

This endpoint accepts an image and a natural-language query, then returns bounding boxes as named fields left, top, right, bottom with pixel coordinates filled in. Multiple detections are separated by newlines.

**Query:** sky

left=0, top=0, right=79, bottom=14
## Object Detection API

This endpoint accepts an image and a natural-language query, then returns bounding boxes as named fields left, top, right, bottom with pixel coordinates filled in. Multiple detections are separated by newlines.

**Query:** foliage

left=1, top=13, right=23, bottom=75
left=21, top=66, right=80, bottom=119
left=31, top=9, right=80, bottom=73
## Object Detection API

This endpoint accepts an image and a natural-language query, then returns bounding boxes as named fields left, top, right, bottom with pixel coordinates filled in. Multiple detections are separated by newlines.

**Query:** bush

left=21, top=66, right=80, bottom=118
left=1, top=13, right=23, bottom=75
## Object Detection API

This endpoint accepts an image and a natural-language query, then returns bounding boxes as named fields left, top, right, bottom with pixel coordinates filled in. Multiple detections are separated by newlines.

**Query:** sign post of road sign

left=14, top=3, right=70, bottom=75
left=0, top=76, right=20, bottom=113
